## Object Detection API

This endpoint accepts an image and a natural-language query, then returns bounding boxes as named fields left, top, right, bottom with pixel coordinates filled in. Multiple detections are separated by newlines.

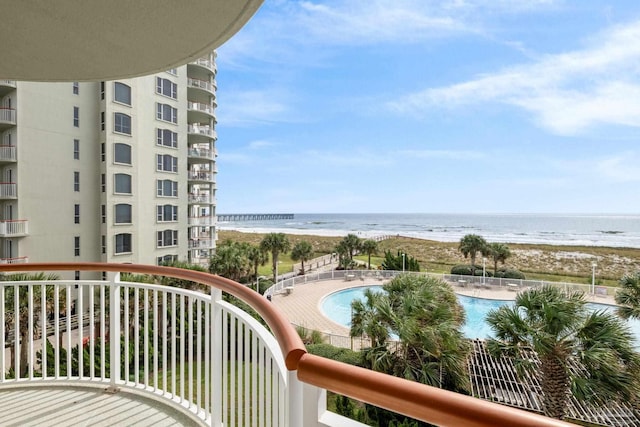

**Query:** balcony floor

left=0, top=385, right=201, bottom=426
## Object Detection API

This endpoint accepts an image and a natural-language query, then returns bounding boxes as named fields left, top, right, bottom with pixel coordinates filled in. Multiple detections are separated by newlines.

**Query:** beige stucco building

left=0, top=53, right=218, bottom=278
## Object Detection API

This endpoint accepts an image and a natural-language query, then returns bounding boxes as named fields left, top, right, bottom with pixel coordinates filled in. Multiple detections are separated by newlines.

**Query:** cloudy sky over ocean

left=215, top=1, right=640, bottom=214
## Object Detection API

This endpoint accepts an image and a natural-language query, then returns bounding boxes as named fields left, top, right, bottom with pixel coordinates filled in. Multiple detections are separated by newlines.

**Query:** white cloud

left=596, top=152, right=640, bottom=182
left=388, top=20, right=640, bottom=135
left=217, top=88, right=292, bottom=126
left=248, top=140, right=277, bottom=150
left=399, top=149, right=486, bottom=160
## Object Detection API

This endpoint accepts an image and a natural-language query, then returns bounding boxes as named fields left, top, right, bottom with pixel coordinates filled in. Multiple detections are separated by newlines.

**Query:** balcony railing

left=188, top=101, right=215, bottom=117
left=0, top=145, right=16, bottom=162
left=0, top=183, right=17, bottom=198
left=188, top=216, right=215, bottom=226
left=187, top=124, right=217, bottom=139
left=188, top=147, right=215, bottom=160
left=0, top=263, right=571, bottom=427
left=0, top=108, right=16, bottom=125
left=188, top=171, right=214, bottom=182
left=0, top=256, right=28, bottom=264
left=188, top=239, right=214, bottom=249
left=188, top=193, right=212, bottom=204
left=192, top=58, right=217, bottom=73
left=187, top=78, right=214, bottom=94
left=0, top=219, right=28, bottom=237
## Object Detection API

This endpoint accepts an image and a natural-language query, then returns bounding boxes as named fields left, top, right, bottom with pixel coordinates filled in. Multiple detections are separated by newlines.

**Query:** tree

left=616, top=272, right=640, bottom=320
left=486, top=285, right=640, bottom=420
left=342, top=234, right=362, bottom=261
left=458, top=234, right=488, bottom=276
left=334, top=241, right=352, bottom=270
left=208, top=241, right=250, bottom=283
left=291, top=241, right=313, bottom=275
left=351, top=275, right=469, bottom=391
left=487, top=242, right=511, bottom=275
left=380, top=250, right=419, bottom=272
left=246, top=245, right=268, bottom=291
left=361, top=239, right=378, bottom=269
left=260, top=233, right=291, bottom=283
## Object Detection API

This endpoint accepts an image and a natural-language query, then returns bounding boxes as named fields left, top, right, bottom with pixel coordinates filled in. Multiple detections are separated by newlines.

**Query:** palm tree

left=615, top=272, right=640, bottom=320
left=291, top=241, right=313, bottom=275
left=334, top=241, right=350, bottom=270
left=342, top=234, right=362, bottom=261
left=458, top=234, right=488, bottom=275
left=486, top=285, right=640, bottom=420
left=260, top=233, right=291, bottom=283
left=350, top=274, right=469, bottom=393
left=487, top=242, right=511, bottom=275
left=246, top=245, right=268, bottom=291
left=208, top=240, right=250, bottom=282
left=361, top=239, right=378, bottom=269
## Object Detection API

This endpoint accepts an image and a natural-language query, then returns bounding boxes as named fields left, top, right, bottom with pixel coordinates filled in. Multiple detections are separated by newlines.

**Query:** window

left=157, top=205, right=178, bottom=222
left=73, top=107, right=79, bottom=127
left=114, top=143, right=132, bottom=165
left=166, top=68, right=178, bottom=76
left=101, top=112, right=105, bottom=131
left=101, top=174, right=106, bottom=192
left=157, top=254, right=177, bottom=265
left=157, top=230, right=178, bottom=247
left=114, top=203, right=132, bottom=224
left=157, top=179, right=177, bottom=197
left=101, top=235, right=106, bottom=254
left=100, top=82, right=105, bottom=100
left=115, top=233, right=132, bottom=254
left=73, top=82, right=79, bottom=95
left=156, top=77, right=177, bottom=99
left=156, top=154, right=178, bottom=172
left=114, top=82, right=131, bottom=105
left=101, top=204, right=106, bottom=223
left=156, top=103, right=177, bottom=124
left=101, top=143, right=105, bottom=161
left=156, top=128, right=178, bottom=148
left=75, top=271, right=80, bottom=281
left=114, top=173, right=132, bottom=194
left=73, top=139, right=79, bottom=159
left=74, top=204, right=80, bottom=224
left=74, top=236, right=80, bottom=256
left=114, top=113, right=131, bottom=135
left=73, top=171, right=80, bottom=191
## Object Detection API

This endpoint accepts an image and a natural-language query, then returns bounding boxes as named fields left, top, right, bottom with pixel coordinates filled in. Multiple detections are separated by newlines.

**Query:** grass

left=220, top=230, right=640, bottom=285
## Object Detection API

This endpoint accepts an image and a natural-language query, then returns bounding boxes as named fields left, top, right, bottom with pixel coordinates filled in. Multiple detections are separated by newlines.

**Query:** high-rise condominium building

left=0, top=52, right=218, bottom=278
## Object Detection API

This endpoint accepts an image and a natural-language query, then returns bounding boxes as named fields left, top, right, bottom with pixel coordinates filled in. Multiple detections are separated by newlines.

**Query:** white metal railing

left=188, top=216, right=215, bottom=227
left=189, top=239, right=214, bottom=249
left=0, top=256, right=28, bottom=264
left=188, top=171, right=214, bottom=182
left=187, top=78, right=214, bottom=93
left=188, top=147, right=215, bottom=160
left=0, top=109, right=16, bottom=124
left=0, top=81, right=16, bottom=87
left=188, top=194, right=212, bottom=204
left=0, top=275, right=288, bottom=426
left=192, top=58, right=217, bottom=73
left=0, top=220, right=28, bottom=237
left=0, top=145, right=16, bottom=161
left=187, top=124, right=217, bottom=139
left=0, top=183, right=16, bottom=198
left=188, top=101, right=215, bottom=116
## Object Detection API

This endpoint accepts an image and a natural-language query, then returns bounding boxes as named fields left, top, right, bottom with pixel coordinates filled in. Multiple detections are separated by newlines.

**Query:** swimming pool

left=321, top=285, right=640, bottom=343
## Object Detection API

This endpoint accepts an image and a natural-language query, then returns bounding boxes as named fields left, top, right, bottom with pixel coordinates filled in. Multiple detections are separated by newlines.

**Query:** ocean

left=218, top=213, right=640, bottom=248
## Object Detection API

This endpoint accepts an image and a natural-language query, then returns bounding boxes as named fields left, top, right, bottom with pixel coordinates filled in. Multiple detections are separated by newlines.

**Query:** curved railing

left=0, top=263, right=570, bottom=427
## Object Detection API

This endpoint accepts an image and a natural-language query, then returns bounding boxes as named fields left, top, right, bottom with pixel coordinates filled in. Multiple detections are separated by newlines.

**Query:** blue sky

left=214, top=1, right=640, bottom=214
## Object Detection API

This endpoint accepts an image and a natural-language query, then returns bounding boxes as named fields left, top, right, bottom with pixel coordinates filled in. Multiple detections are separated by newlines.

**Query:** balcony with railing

left=0, top=263, right=571, bottom=427
left=188, top=170, right=215, bottom=183
left=188, top=215, right=216, bottom=227
left=0, top=145, right=16, bottom=162
left=0, top=183, right=17, bottom=199
left=188, top=101, right=216, bottom=121
left=191, top=58, right=217, bottom=74
left=0, top=219, right=28, bottom=237
left=188, top=193, right=213, bottom=204
left=187, top=124, right=217, bottom=141
left=188, top=238, right=214, bottom=249
left=0, top=256, right=28, bottom=264
left=0, top=81, right=16, bottom=97
left=188, top=147, right=215, bottom=161
left=187, top=78, right=215, bottom=95
left=0, top=108, right=16, bottom=129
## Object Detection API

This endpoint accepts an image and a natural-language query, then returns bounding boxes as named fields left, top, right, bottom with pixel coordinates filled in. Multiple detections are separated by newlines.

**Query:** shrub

left=495, top=268, right=526, bottom=280
left=306, top=343, right=362, bottom=367
left=450, top=264, right=492, bottom=276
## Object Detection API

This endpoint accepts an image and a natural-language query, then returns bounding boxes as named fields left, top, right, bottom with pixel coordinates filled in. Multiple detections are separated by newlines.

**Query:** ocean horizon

left=218, top=213, right=640, bottom=248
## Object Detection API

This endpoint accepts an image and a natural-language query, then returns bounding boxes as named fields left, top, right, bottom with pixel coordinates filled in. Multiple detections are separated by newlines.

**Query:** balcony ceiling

left=0, top=0, right=263, bottom=81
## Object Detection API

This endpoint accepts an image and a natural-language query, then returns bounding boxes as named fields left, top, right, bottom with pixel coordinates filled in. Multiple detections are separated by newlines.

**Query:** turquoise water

left=322, top=285, right=640, bottom=344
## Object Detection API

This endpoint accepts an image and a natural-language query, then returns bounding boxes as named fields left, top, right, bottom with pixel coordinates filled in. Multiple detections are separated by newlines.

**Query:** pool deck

left=270, top=277, right=619, bottom=337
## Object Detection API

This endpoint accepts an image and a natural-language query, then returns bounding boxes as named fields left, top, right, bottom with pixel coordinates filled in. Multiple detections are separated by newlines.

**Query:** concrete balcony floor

left=0, top=385, right=201, bottom=426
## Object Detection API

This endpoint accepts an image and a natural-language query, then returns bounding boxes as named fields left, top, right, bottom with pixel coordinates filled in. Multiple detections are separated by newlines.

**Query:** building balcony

left=188, top=170, right=215, bottom=183
left=188, top=238, right=214, bottom=249
left=187, top=101, right=216, bottom=122
left=0, top=219, right=28, bottom=237
left=190, top=57, right=217, bottom=74
left=0, top=81, right=16, bottom=97
left=0, top=108, right=16, bottom=130
left=188, top=193, right=213, bottom=204
left=188, top=147, right=215, bottom=161
left=188, top=215, right=216, bottom=227
left=0, top=183, right=17, bottom=199
left=0, top=263, right=570, bottom=427
left=0, top=145, right=17, bottom=162
left=187, top=124, right=217, bottom=142
left=187, top=78, right=215, bottom=95
left=0, top=256, right=28, bottom=264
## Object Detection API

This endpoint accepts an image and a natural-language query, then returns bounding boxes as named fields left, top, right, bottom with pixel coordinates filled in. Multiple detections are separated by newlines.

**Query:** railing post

left=108, top=273, right=121, bottom=392
left=288, top=370, right=303, bottom=426
left=211, top=288, right=223, bottom=427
